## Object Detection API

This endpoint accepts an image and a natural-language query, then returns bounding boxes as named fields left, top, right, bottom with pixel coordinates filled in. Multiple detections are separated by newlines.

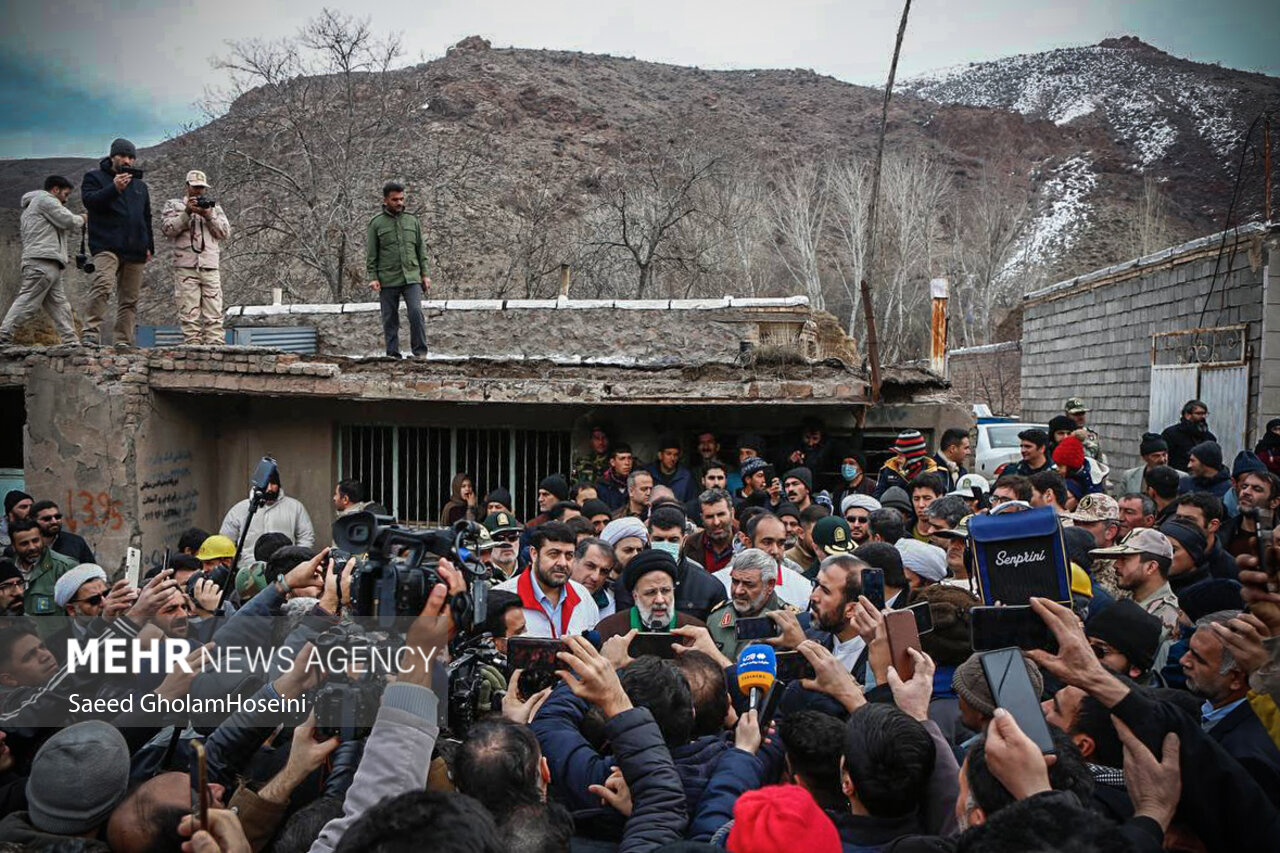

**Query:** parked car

left=973, top=421, right=1045, bottom=479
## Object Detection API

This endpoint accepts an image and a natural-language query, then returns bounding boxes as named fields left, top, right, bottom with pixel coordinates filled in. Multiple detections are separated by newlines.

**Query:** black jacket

left=1206, top=700, right=1280, bottom=808
left=81, top=157, right=154, bottom=261
left=612, top=557, right=727, bottom=623
left=51, top=531, right=95, bottom=565
left=606, top=706, right=688, bottom=852
left=1161, top=419, right=1218, bottom=473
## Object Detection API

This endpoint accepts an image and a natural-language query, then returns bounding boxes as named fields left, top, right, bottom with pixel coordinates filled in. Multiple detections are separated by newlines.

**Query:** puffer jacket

left=606, top=706, right=688, bottom=851
left=81, top=157, right=153, bottom=261
left=160, top=197, right=230, bottom=269
left=532, top=684, right=730, bottom=832
left=20, top=190, right=83, bottom=265
left=0, top=811, right=110, bottom=851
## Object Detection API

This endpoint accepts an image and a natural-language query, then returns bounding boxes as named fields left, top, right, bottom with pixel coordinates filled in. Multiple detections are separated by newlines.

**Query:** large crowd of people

left=0, top=402, right=1276, bottom=852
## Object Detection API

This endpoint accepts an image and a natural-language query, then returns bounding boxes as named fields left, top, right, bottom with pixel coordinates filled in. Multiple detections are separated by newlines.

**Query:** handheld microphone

left=736, top=644, right=777, bottom=712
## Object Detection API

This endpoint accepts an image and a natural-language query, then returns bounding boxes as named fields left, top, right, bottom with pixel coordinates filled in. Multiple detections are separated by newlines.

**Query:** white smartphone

left=126, top=547, right=142, bottom=588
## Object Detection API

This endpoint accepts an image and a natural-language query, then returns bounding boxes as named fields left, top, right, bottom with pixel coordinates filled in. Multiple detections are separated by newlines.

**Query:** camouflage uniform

left=572, top=452, right=609, bottom=486
left=706, top=592, right=796, bottom=661
left=1065, top=493, right=1121, bottom=597
left=1064, top=397, right=1106, bottom=465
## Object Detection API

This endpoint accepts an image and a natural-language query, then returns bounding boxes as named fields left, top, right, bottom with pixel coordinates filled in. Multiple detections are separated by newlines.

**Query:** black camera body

left=195, top=196, right=216, bottom=209
left=186, top=564, right=231, bottom=596
left=312, top=623, right=394, bottom=741
left=332, top=511, right=490, bottom=634
left=75, top=252, right=95, bottom=273
left=446, top=640, right=507, bottom=738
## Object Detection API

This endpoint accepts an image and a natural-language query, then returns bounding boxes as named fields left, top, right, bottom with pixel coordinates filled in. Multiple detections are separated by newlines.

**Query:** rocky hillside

left=0, top=35, right=1275, bottom=335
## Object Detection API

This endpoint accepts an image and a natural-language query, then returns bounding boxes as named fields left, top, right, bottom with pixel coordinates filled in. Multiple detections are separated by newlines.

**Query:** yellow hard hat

left=1069, top=563, right=1093, bottom=598
left=196, top=534, right=237, bottom=560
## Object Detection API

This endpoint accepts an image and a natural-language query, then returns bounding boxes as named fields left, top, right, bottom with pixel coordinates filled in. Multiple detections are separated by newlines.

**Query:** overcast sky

left=2, top=0, right=1275, bottom=159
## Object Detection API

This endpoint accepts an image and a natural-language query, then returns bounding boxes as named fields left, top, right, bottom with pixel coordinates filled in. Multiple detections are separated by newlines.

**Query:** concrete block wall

left=1021, top=229, right=1274, bottom=472
left=949, top=343, right=1022, bottom=416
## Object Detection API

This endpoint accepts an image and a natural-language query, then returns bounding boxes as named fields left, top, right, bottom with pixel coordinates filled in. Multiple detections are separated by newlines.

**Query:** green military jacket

left=572, top=452, right=609, bottom=486
left=365, top=208, right=428, bottom=287
left=706, top=592, right=795, bottom=661
left=23, top=546, right=78, bottom=638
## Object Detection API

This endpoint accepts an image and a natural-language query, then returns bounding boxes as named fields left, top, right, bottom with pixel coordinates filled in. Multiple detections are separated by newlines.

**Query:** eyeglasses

left=0, top=579, right=22, bottom=592
left=493, top=533, right=520, bottom=543
left=73, top=593, right=104, bottom=606
left=39, top=514, right=63, bottom=521
left=989, top=494, right=1010, bottom=505
left=845, top=514, right=870, bottom=525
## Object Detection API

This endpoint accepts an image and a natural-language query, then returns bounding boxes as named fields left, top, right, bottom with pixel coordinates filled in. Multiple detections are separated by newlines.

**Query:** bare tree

left=206, top=9, right=420, bottom=302
left=767, top=161, right=831, bottom=311
left=829, top=157, right=874, bottom=333
left=1125, top=174, right=1172, bottom=259
left=950, top=163, right=1036, bottom=346
left=584, top=142, right=720, bottom=299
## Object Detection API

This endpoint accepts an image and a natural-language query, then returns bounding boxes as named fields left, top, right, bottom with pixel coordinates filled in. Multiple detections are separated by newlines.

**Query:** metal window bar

left=338, top=425, right=571, bottom=526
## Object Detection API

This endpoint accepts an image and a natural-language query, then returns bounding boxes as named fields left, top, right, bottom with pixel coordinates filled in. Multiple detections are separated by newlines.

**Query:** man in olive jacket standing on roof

left=366, top=181, right=430, bottom=358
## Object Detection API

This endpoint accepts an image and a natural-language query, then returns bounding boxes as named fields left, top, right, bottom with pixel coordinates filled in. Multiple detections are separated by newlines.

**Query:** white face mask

left=651, top=540, right=681, bottom=560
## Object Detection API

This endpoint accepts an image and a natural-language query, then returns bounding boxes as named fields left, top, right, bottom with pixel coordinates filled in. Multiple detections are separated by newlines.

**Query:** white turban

left=601, top=516, right=648, bottom=547
left=54, top=563, right=108, bottom=608
left=895, top=540, right=948, bottom=583
left=840, top=493, right=882, bottom=515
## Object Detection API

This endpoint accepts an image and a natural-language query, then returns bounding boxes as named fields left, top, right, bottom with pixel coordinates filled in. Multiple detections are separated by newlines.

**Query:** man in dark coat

left=1161, top=399, right=1217, bottom=473
left=596, top=549, right=707, bottom=640
left=80, top=138, right=153, bottom=347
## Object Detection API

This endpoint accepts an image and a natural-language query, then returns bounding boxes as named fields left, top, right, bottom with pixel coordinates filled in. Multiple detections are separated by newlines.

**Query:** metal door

left=1148, top=365, right=1199, bottom=434
left=1199, top=365, right=1248, bottom=464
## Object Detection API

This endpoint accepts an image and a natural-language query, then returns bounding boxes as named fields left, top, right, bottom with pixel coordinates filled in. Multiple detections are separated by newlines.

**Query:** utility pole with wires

left=861, top=0, right=913, bottom=403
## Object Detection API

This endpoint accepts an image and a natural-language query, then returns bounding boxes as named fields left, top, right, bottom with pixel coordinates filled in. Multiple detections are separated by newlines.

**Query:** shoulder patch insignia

left=720, top=610, right=734, bottom=628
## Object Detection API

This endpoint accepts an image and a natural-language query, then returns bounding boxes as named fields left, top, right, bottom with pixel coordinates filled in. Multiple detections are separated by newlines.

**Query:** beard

left=636, top=601, right=670, bottom=629
left=810, top=603, right=844, bottom=634
left=732, top=590, right=769, bottom=616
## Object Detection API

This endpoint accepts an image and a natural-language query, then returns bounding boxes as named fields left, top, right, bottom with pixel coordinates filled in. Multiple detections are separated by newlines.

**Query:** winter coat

left=0, top=811, right=110, bottom=851
left=1063, top=459, right=1104, bottom=502
left=219, top=488, right=316, bottom=570
left=645, top=462, right=698, bottom=504
left=1177, top=468, right=1232, bottom=499
left=873, top=456, right=939, bottom=500
left=532, top=683, right=731, bottom=822
left=438, top=472, right=474, bottom=527
left=365, top=207, right=427, bottom=287
left=160, top=197, right=230, bottom=269
left=81, top=157, right=154, bottom=261
left=597, top=469, right=629, bottom=511
left=20, top=190, right=82, bottom=265
left=602, top=706, right=689, bottom=851
left=687, top=746, right=765, bottom=841
left=613, top=557, right=728, bottom=623
left=1161, top=419, right=1218, bottom=473
left=1206, top=700, right=1280, bottom=808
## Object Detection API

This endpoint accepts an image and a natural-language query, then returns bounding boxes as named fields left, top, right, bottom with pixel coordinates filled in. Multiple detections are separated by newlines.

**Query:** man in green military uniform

left=366, top=181, right=430, bottom=358
left=707, top=547, right=796, bottom=660
left=572, top=426, right=611, bottom=486
left=8, top=518, right=76, bottom=638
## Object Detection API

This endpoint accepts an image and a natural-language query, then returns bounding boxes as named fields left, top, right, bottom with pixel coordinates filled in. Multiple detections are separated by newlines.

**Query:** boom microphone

left=736, top=644, right=777, bottom=712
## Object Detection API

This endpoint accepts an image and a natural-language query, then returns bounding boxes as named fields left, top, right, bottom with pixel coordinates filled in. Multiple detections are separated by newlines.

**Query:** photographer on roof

left=161, top=169, right=231, bottom=345
left=79, top=137, right=154, bottom=347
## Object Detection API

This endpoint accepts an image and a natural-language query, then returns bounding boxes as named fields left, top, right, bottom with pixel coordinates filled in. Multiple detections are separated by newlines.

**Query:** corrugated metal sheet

left=1199, top=365, right=1248, bottom=464
left=136, top=325, right=317, bottom=354
left=1148, top=366, right=1198, bottom=435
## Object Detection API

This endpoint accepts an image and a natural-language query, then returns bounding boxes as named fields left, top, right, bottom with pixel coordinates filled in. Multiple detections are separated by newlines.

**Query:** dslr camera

left=194, top=196, right=216, bottom=210
left=331, top=511, right=491, bottom=634
left=75, top=230, right=94, bottom=274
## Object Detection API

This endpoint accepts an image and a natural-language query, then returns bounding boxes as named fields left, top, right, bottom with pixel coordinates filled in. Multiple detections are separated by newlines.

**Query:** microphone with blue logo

left=736, top=643, right=777, bottom=713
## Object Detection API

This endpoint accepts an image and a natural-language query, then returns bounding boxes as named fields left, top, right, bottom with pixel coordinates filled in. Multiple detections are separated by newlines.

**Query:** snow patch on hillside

left=1004, top=156, right=1097, bottom=275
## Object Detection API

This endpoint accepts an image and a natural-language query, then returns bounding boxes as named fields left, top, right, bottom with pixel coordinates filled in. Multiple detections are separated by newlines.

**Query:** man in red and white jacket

left=495, top=521, right=599, bottom=638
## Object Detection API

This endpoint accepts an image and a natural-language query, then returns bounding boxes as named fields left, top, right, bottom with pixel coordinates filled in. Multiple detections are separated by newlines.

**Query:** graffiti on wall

left=61, top=490, right=125, bottom=534
left=140, top=449, right=199, bottom=548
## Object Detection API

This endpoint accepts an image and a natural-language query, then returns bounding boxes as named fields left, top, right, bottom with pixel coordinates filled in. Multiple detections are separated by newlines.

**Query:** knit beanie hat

left=1189, top=441, right=1223, bottom=472
left=1048, top=415, right=1076, bottom=435
left=484, top=487, right=513, bottom=509
left=1160, top=518, right=1207, bottom=566
left=1231, top=450, right=1267, bottom=479
left=1176, top=579, right=1244, bottom=623
left=740, top=457, right=769, bottom=479
left=539, top=474, right=569, bottom=502
left=1138, top=432, right=1168, bottom=456
left=738, top=434, right=766, bottom=454
left=109, top=137, right=137, bottom=158
left=727, top=785, right=841, bottom=853
left=601, top=516, right=648, bottom=547
left=1085, top=599, right=1163, bottom=672
left=775, top=502, right=801, bottom=521
left=0, top=559, right=21, bottom=585
left=879, top=486, right=913, bottom=517
left=622, top=548, right=679, bottom=592
left=26, top=720, right=130, bottom=834
left=893, top=430, right=928, bottom=461
left=783, top=467, right=814, bottom=493
left=1052, top=435, right=1086, bottom=471
left=3, top=490, right=30, bottom=516
left=953, top=652, right=1044, bottom=716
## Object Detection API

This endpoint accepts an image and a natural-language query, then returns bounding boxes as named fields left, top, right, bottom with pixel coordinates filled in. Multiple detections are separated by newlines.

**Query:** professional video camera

left=331, top=511, right=491, bottom=634
left=445, top=635, right=508, bottom=738
left=312, top=623, right=396, bottom=741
